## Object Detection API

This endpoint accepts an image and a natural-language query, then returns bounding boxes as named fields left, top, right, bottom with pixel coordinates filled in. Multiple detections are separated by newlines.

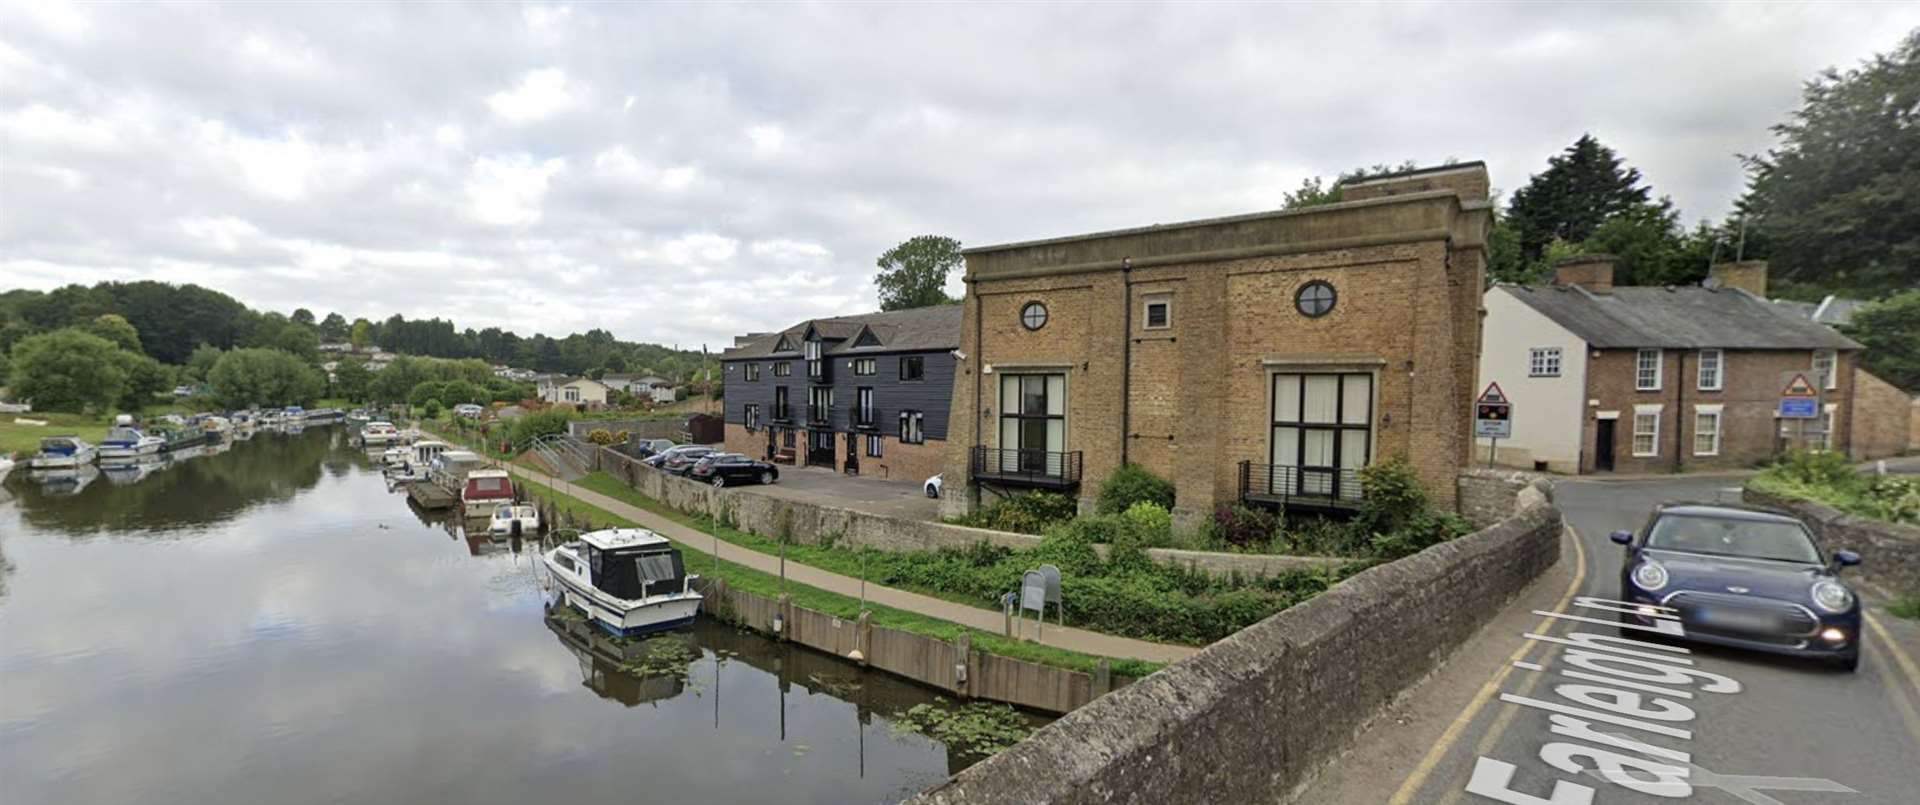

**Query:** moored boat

left=30, top=436, right=96, bottom=469
left=361, top=421, right=401, bottom=445
left=488, top=503, right=541, bottom=537
left=460, top=468, right=514, bottom=518
left=544, top=529, right=702, bottom=637
left=99, top=417, right=165, bottom=461
left=199, top=416, right=232, bottom=443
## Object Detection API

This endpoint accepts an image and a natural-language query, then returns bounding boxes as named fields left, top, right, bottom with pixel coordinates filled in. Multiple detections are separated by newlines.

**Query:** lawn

left=516, top=473, right=1164, bottom=678
left=0, top=412, right=115, bottom=458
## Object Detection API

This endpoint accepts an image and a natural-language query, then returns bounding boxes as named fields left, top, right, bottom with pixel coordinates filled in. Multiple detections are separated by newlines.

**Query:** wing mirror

left=1609, top=530, right=1634, bottom=546
left=1831, top=549, right=1862, bottom=570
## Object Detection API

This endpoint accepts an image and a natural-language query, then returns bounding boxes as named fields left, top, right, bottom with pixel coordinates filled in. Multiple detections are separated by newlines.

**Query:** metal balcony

left=969, top=446, right=1082, bottom=490
left=1238, top=461, right=1364, bottom=511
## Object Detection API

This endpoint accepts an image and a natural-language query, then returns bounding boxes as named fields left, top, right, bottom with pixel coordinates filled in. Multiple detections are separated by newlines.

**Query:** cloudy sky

left=3, top=2, right=1916, bottom=351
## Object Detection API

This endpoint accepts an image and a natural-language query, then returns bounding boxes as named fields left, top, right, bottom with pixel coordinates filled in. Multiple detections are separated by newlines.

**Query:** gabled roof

left=1498, top=284, right=1861, bottom=350
left=721, top=305, right=963, bottom=360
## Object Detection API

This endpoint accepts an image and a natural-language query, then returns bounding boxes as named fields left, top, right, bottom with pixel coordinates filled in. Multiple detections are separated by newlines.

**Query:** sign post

left=1776, top=372, right=1820, bottom=452
left=1474, top=382, right=1513, bottom=469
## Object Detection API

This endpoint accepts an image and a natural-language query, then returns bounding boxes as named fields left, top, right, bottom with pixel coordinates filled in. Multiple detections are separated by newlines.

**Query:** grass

left=0, top=411, right=115, bottom=457
left=1890, top=596, right=1920, bottom=621
left=516, top=473, right=1163, bottom=678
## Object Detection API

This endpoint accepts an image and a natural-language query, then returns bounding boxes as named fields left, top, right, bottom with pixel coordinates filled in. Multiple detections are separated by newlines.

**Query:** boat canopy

left=39, top=436, right=82, bottom=453
left=583, top=543, right=686, bottom=600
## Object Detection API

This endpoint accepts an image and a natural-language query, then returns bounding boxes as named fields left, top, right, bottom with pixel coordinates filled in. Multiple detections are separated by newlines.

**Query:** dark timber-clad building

left=720, top=306, right=962, bottom=482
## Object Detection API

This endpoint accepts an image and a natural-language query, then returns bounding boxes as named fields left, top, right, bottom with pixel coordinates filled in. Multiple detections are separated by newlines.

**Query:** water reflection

left=0, top=425, right=991, bottom=805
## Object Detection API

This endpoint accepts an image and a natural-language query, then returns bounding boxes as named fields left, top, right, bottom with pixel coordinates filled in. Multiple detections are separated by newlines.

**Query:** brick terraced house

left=720, top=306, right=962, bottom=483
left=938, top=162, right=1495, bottom=523
left=1476, top=256, right=1867, bottom=474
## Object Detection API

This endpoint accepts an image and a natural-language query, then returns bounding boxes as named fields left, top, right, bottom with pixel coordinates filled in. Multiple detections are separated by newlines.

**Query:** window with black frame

left=855, top=387, right=875, bottom=427
left=899, top=355, right=924, bottom=381
left=898, top=410, right=924, bottom=444
left=998, top=374, right=1065, bottom=475
left=744, top=362, right=760, bottom=381
left=772, top=386, right=789, bottom=420
left=1269, top=372, right=1372, bottom=500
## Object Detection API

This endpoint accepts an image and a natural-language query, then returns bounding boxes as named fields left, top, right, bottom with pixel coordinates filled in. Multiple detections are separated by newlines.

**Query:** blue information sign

left=1778, top=397, right=1818, bottom=419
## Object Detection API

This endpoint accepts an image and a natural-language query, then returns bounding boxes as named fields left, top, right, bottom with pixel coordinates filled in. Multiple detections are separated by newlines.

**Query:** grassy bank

left=515, top=472, right=1163, bottom=678
left=1751, top=451, right=1919, bottom=526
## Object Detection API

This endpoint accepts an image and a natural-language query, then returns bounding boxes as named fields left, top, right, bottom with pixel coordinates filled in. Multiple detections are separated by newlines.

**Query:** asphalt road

left=1298, top=476, right=1920, bottom=805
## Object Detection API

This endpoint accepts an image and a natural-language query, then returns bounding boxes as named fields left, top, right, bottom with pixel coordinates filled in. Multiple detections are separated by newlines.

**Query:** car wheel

left=760, top=471, right=774, bottom=485
left=711, top=475, right=726, bottom=488
left=926, top=484, right=939, bottom=499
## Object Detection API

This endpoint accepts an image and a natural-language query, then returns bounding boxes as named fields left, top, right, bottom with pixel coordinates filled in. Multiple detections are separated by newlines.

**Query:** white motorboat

left=260, top=410, right=284, bottom=426
left=488, top=503, right=541, bottom=537
left=428, top=450, right=486, bottom=491
left=544, top=529, right=702, bottom=637
left=361, top=421, right=401, bottom=445
left=380, top=445, right=410, bottom=466
left=199, top=416, right=232, bottom=442
left=99, top=417, right=165, bottom=460
left=460, top=468, right=515, bottom=518
left=283, top=406, right=307, bottom=423
left=29, top=436, right=96, bottom=469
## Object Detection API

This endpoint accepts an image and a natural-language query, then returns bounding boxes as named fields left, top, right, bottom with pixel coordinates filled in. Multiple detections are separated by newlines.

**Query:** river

left=0, top=426, right=1004, bottom=805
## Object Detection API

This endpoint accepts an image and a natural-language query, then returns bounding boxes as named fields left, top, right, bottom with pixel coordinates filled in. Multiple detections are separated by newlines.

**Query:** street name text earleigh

left=1464, top=596, right=1742, bottom=803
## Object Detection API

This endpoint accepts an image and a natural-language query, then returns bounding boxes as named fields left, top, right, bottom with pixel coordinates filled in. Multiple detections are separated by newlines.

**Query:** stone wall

left=1743, top=485, right=1920, bottom=597
left=904, top=482, right=1560, bottom=805
left=1849, top=369, right=1913, bottom=460
left=568, top=418, right=687, bottom=442
left=1456, top=467, right=1552, bottom=529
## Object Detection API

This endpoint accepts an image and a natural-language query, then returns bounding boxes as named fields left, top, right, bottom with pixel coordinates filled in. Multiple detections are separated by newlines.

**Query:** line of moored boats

left=25, top=407, right=363, bottom=470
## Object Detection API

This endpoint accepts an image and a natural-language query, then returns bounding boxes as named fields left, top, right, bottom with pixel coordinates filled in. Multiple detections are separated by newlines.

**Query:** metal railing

left=969, top=446, right=1083, bottom=487
left=807, top=405, right=834, bottom=425
left=527, top=433, right=598, bottom=481
left=1238, top=461, right=1363, bottom=507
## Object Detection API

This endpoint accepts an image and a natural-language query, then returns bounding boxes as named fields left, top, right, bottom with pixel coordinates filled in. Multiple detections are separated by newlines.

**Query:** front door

left=765, top=428, right=776, bottom=461
left=808, top=430, right=835, bottom=468
left=1595, top=419, right=1616, bottom=472
left=844, top=431, right=860, bottom=475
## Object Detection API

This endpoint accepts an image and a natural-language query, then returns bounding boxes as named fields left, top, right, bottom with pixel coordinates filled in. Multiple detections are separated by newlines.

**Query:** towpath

left=497, top=459, right=1201, bottom=666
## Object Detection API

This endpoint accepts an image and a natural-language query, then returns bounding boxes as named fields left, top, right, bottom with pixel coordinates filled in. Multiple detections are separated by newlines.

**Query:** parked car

left=924, top=473, right=942, bottom=499
left=635, top=439, right=675, bottom=458
left=452, top=403, right=485, bottom=418
left=689, top=453, right=778, bottom=487
left=659, top=446, right=716, bottom=475
left=1611, top=503, right=1863, bottom=671
left=643, top=444, right=705, bottom=468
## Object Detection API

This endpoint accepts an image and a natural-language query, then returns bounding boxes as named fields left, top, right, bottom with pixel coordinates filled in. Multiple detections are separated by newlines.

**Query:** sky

left=3, top=1, right=1917, bottom=352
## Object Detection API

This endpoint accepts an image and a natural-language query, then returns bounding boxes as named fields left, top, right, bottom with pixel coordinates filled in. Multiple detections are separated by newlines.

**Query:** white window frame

left=898, top=410, right=925, bottom=444
left=853, top=358, right=876, bottom=376
left=1812, top=350, right=1837, bottom=391
left=865, top=434, right=883, bottom=458
left=1819, top=403, right=1837, bottom=451
left=743, top=403, right=760, bottom=430
left=1528, top=347, right=1562, bottom=378
left=1142, top=293, right=1173, bottom=330
left=1635, top=349, right=1663, bottom=391
left=1632, top=404, right=1662, bottom=457
left=564, top=387, right=581, bottom=402
left=744, top=362, right=760, bottom=382
left=1692, top=404, right=1722, bottom=456
left=1696, top=349, right=1722, bottom=391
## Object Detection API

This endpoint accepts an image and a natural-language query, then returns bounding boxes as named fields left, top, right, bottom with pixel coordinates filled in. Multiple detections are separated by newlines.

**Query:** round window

left=1295, top=281, right=1336, bottom=318
left=1020, top=301, right=1048, bottom=331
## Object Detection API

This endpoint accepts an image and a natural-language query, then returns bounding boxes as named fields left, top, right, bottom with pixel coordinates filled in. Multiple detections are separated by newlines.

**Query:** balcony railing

left=1238, top=461, right=1364, bottom=509
left=807, top=405, right=833, bottom=426
left=969, top=446, right=1083, bottom=489
left=850, top=408, right=877, bottom=429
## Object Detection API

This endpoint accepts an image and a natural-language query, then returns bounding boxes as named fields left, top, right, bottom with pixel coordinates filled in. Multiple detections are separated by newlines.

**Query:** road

left=1298, top=476, right=1920, bottom=805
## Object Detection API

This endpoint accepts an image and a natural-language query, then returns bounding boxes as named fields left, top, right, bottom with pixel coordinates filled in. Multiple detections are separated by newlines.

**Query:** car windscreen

left=1645, top=514, right=1821, bottom=564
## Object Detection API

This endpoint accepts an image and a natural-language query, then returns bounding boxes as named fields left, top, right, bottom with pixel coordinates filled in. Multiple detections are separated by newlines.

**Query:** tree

left=350, top=318, right=373, bottom=352
left=1840, top=290, right=1920, bottom=391
left=370, top=355, right=426, bottom=404
left=185, top=343, right=224, bottom=383
left=87, top=313, right=144, bottom=354
left=208, top=348, right=325, bottom=408
left=114, top=351, right=174, bottom=409
left=1735, top=30, right=1920, bottom=299
left=1577, top=201, right=1693, bottom=286
left=7, top=329, right=129, bottom=412
left=319, top=312, right=348, bottom=342
left=332, top=358, right=373, bottom=402
left=1507, top=135, right=1657, bottom=264
left=1279, top=161, right=1419, bottom=210
left=875, top=235, right=962, bottom=311
left=273, top=325, right=320, bottom=364
left=290, top=308, right=316, bottom=329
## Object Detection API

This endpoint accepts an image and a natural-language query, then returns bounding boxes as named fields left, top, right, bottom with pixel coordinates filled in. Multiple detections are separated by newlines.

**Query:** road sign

left=1778, top=397, right=1818, bottom=419
left=1477, top=382, right=1510, bottom=405
left=1475, top=382, right=1512, bottom=440
left=1782, top=374, right=1817, bottom=398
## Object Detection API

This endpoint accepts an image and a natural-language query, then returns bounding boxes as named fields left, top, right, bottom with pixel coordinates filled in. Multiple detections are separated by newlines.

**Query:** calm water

left=0, top=427, right=991, bottom=805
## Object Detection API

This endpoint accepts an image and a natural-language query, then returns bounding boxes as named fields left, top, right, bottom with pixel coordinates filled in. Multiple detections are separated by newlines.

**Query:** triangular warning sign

left=1477, top=381, right=1509, bottom=405
left=1782, top=374, right=1817, bottom=397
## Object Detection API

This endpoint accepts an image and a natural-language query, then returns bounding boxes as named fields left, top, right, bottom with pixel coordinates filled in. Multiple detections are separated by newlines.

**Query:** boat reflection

left=28, top=464, right=100, bottom=496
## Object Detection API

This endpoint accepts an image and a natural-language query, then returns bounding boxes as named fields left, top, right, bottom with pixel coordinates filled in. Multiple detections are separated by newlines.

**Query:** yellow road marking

left=1864, top=611, right=1920, bottom=735
left=1387, top=525, right=1588, bottom=805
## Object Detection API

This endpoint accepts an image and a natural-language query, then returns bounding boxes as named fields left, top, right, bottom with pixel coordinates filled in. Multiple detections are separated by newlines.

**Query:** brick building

left=938, top=162, right=1493, bottom=523
left=719, top=306, right=961, bottom=483
left=1477, top=256, right=1865, bottom=474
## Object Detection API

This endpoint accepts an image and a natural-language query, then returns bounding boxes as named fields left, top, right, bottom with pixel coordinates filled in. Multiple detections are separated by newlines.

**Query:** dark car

left=689, top=453, right=778, bottom=487
left=634, top=438, right=675, bottom=459
left=1612, top=503, right=1863, bottom=671
left=660, top=447, right=715, bottom=475
left=646, top=445, right=709, bottom=470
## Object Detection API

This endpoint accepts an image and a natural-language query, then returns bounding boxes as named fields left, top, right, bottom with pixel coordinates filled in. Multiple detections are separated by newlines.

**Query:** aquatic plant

left=889, top=698, right=1034, bottom=757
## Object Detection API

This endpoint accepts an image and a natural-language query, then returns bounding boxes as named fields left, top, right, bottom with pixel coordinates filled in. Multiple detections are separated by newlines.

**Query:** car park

left=689, top=453, right=778, bottom=487
left=1611, top=503, right=1864, bottom=671
left=659, top=446, right=715, bottom=475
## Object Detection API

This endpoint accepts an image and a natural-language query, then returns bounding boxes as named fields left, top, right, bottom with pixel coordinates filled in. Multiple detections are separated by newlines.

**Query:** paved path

left=501, top=460, right=1200, bottom=666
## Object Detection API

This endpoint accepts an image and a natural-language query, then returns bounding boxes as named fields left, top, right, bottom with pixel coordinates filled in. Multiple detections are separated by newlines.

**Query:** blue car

left=1611, top=503, right=1863, bottom=671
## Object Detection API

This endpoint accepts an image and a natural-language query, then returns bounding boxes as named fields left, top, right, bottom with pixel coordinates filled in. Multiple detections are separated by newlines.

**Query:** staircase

left=524, top=433, right=598, bottom=481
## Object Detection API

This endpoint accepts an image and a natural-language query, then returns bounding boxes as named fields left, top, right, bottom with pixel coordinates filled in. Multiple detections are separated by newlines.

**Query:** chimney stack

left=1552, top=254, right=1615, bottom=295
left=1708, top=260, right=1768, bottom=297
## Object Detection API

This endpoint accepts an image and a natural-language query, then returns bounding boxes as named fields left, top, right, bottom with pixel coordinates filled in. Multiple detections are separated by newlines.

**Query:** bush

left=1355, top=456, right=1427, bottom=536
left=1122, top=501, right=1174, bottom=545
left=955, top=491, right=1078, bottom=534
left=586, top=428, right=618, bottom=445
left=1210, top=504, right=1279, bottom=550
left=509, top=409, right=572, bottom=447
left=421, top=398, right=443, bottom=419
left=1863, top=476, right=1919, bottom=524
left=1096, top=463, right=1176, bottom=515
left=1771, top=449, right=1857, bottom=487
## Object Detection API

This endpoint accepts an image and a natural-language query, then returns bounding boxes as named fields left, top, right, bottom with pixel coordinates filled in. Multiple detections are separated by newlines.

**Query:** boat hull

left=30, top=450, right=94, bottom=469
left=547, top=565, right=703, bottom=638
left=98, top=442, right=162, bottom=460
left=462, top=497, right=515, bottom=518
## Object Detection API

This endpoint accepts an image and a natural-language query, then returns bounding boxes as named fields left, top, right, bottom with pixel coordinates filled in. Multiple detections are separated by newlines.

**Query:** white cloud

left=466, top=155, right=566, bottom=226
left=486, top=68, right=574, bottom=122
left=747, top=124, right=785, bottom=154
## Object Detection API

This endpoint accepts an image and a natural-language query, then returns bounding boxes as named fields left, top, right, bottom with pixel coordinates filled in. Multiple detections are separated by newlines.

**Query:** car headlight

left=1811, top=580, right=1854, bottom=613
left=1632, top=561, right=1669, bottom=592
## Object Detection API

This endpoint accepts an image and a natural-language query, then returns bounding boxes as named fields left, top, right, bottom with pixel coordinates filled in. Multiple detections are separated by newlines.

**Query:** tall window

left=1632, top=407, right=1661, bottom=457
left=773, top=362, right=791, bottom=377
left=564, top=387, right=580, bottom=402
left=900, top=356, right=925, bottom=381
left=853, top=358, right=876, bottom=376
left=1812, top=350, right=1836, bottom=390
left=805, top=339, right=825, bottom=379
left=1693, top=407, right=1720, bottom=456
left=1819, top=404, right=1836, bottom=451
left=855, top=387, right=875, bottom=426
left=744, top=362, right=760, bottom=382
left=898, top=410, right=925, bottom=444
left=808, top=386, right=833, bottom=423
left=1636, top=349, right=1663, bottom=391
left=743, top=404, right=761, bottom=430
left=1528, top=347, right=1561, bottom=377
left=772, top=386, right=789, bottom=420
left=1269, top=372, right=1372, bottom=500
left=1696, top=349, right=1722, bottom=391
left=998, top=374, right=1064, bottom=473
left=865, top=434, right=884, bottom=457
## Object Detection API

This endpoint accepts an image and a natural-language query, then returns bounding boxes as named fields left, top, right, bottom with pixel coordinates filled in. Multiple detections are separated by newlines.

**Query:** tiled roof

left=1500, top=284, right=1861, bottom=350
left=722, top=305, right=963, bottom=360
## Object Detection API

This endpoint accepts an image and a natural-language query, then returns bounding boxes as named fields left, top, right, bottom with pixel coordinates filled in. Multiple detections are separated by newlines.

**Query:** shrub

left=1355, top=456, right=1427, bottom=536
left=1210, top=504, right=1279, bottom=550
left=509, top=409, right=572, bottom=447
left=586, top=428, right=618, bottom=445
left=1771, top=449, right=1858, bottom=487
left=1864, top=476, right=1919, bottom=524
left=1096, top=463, right=1176, bottom=515
left=956, top=491, right=1078, bottom=534
left=1285, top=515, right=1368, bottom=556
left=421, top=398, right=443, bottom=419
left=1121, top=501, right=1174, bottom=546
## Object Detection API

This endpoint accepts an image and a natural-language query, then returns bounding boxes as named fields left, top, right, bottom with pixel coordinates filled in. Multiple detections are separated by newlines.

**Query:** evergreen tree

left=1507, top=135, right=1656, bottom=263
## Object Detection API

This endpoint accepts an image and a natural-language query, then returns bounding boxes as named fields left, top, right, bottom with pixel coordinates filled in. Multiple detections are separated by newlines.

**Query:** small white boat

left=30, top=436, right=96, bottom=469
left=488, top=503, right=541, bottom=537
left=428, top=449, right=486, bottom=491
left=544, top=529, right=702, bottom=637
left=461, top=468, right=515, bottom=518
left=361, top=421, right=401, bottom=445
left=260, top=410, right=285, bottom=426
left=380, top=445, right=410, bottom=466
left=283, top=406, right=307, bottom=423
left=200, top=416, right=232, bottom=442
left=99, top=417, right=165, bottom=460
